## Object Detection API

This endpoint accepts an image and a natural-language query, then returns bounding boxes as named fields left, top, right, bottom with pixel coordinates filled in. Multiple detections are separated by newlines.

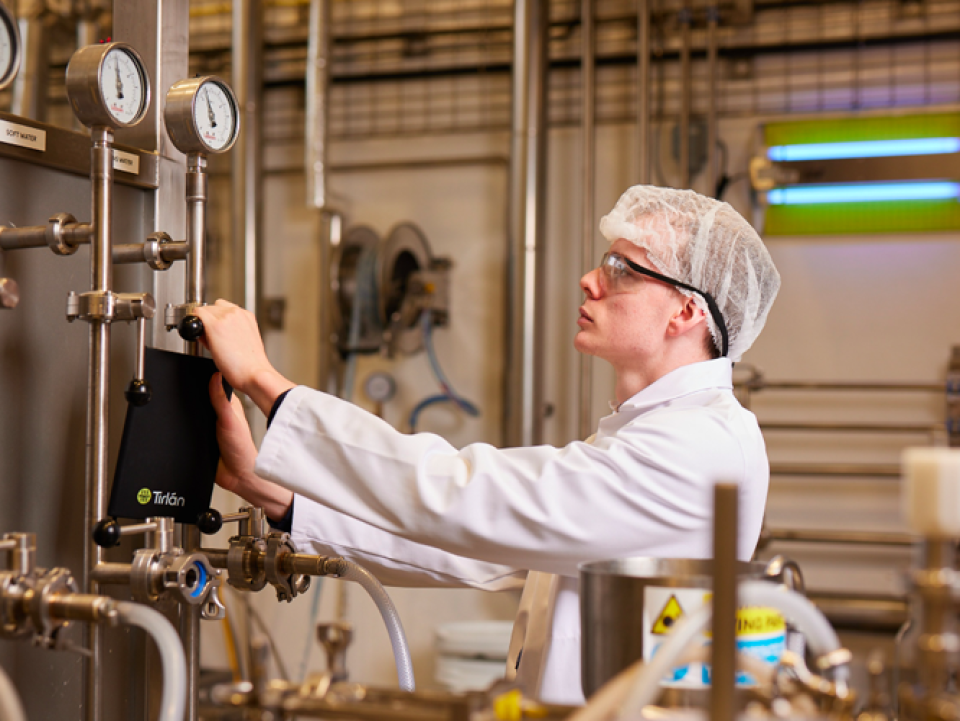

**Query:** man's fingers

left=209, top=372, right=231, bottom=416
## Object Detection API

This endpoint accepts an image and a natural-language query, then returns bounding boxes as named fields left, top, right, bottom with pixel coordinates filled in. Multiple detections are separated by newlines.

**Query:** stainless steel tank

left=579, top=557, right=799, bottom=697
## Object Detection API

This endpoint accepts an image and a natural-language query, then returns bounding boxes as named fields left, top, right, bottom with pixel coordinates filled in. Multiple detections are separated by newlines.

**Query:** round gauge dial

left=0, top=2, right=21, bottom=92
left=102, top=46, right=147, bottom=125
left=164, top=76, right=240, bottom=155
left=193, top=81, right=237, bottom=152
left=364, top=372, right=397, bottom=404
left=65, top=43, right=151, bottom=129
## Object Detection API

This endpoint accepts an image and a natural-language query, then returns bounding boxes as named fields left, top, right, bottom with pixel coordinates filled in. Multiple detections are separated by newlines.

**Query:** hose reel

left=332, top=222, right=449, bottom=357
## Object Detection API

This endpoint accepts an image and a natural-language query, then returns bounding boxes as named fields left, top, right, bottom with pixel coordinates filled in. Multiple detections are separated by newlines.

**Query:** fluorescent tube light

left=767, top=182, right=960, bottom=205
left=767, top=137, right=960, bottom=162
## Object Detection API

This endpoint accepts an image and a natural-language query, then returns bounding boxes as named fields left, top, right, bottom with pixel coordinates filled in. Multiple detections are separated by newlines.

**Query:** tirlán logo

left=136, top=488, right=185, bottom=507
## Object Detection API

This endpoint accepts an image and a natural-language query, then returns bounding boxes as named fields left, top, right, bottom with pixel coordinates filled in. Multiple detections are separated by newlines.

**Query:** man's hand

left=209, top=372, right=293, bottom=520
left=194, top=300, right=295, bottom=416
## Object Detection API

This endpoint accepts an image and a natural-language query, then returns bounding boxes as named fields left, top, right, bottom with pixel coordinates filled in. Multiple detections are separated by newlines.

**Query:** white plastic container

left=434, top=620, right=513, bottom=692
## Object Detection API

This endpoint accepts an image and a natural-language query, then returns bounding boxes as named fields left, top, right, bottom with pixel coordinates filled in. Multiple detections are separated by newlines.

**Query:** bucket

left=579, top=557, right=800, bottom=697
left=434, top=620, right=513, bottom=693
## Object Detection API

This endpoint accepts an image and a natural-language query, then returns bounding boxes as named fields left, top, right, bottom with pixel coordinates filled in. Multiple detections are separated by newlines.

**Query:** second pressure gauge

left=65, top=42, right=150, bottom=129
left=0, top=2, right=21, bottom=92
left=164, top=77, right=239, bottom=155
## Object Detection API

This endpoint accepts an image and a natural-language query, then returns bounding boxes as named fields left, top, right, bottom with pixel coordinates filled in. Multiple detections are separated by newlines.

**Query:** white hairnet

left=598, top=185, right=780, bottom=361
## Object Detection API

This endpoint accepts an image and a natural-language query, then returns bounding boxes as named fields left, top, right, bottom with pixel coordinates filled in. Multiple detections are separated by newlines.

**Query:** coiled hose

left=340, top=560, right=416, bottom=691
left=0, top=662, right=26, bottom=721
left=116, top=601, right=187, bottom=721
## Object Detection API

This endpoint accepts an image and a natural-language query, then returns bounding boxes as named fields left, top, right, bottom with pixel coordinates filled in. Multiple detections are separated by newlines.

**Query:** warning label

left=642, top=585, right=787, bottom=689
left=651, top=594, right=684, bottom=635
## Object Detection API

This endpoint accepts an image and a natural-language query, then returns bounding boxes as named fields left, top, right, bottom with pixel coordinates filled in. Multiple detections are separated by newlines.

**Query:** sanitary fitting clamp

left=129, top=547, right=225, bottom=619
left=204, top=507, right=311, bottom=602
left=66, top=290, right=155, bottom=323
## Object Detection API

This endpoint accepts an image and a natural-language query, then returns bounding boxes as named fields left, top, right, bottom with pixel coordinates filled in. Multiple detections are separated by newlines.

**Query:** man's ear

left=666, top=294, right=708, bottom=339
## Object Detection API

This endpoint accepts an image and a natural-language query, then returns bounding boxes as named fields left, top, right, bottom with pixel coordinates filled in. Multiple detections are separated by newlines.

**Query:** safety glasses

left=597, top=252, right=729, bottom=357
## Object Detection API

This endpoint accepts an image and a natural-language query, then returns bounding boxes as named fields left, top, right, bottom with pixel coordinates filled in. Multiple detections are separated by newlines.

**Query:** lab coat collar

left=615, top=358, right=734, bottom=413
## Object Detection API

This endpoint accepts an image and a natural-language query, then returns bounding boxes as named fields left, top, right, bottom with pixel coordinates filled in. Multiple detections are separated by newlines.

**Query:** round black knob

left=178, top=315, right=204, bottom=341
left=197, top=508, right=223, bottom=535
left=125, top=378, right=152, bottom=406
left=92, top=518, right=122, bottom=548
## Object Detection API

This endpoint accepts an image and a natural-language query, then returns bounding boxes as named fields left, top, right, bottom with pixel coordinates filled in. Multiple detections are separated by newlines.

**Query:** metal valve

left=125, top=317, right=152, bottom=406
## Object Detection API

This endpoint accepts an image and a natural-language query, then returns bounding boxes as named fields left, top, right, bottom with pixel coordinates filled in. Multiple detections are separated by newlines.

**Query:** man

left=194, top=185, right=781, bottom=705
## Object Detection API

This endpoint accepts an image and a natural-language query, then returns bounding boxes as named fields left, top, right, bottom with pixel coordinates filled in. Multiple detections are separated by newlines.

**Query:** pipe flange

left=31, top=567, right=79, bottom=649
left=45, top=213, right=80, bottom=256
left=144, top=231, right=174, bottom=271
left=165, top=552, right=218, bottom=606
left=264, top=532, right=305, bottom=603
left=226, top=537, right=267, bottom=592
left=0, top=571, right=31, bottom=640
left=164, top=301, right=199, bottom=331
left=66, top=290, right=118, bottom=323
left=130, top=548, right=167, bottom=603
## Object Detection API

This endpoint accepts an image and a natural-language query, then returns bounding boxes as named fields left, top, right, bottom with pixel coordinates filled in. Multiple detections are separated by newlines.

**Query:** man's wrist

left=246, top=368, right=296, bottom=417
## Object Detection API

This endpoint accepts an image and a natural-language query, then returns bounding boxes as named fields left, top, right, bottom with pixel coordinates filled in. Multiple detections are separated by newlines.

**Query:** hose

left=618, top=581, right=846, bottom=718
left=116, top=601, right=187, bottom=721
left=409, top=311, right=479, bottom=431
left=340, top=560, right=415, bottom=691
left=0, top=663, right=26, bottom=721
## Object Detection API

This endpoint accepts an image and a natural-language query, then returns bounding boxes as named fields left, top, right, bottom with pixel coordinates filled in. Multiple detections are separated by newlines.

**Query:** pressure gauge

left=0, top=2, right=21, bottom=92
left=65, top=42, right=150, bottom=129
left=363, top=372, right=397, bottom=404
left=164, top=76, right=240, bottom=155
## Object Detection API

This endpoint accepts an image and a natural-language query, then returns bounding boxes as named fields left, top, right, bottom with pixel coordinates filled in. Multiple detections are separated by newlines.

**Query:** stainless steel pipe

left=679, top=4, right=692, bottom=189
left=83, top=125, right=114, bottom=721
left=112, top=241, right=189, bottom=265
left=770, top=462, right=900, bottom=478
left=636, top=0, right=651, bottom=184
left=706, top=7, right=719, bottom=194
left=578, top=0, right=596, bottom=441
left=0, top=222, right=92, bottom=251
left=505, top=0, right=549, bottom=447
left=233, top=0, right=264, bottom=315
left=760, top=528, right=916, bottom=548
left=186, top=156, right=207, bottom=308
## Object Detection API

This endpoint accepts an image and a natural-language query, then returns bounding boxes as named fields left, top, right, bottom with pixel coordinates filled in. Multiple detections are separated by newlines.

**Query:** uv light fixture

left=752, top=114, right=960, bottom=235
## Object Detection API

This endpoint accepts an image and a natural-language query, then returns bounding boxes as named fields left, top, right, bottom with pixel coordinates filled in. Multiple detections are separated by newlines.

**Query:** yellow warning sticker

left=736, top=607, right=785, bottom=635
left=651, top=594, right=684, bottom=635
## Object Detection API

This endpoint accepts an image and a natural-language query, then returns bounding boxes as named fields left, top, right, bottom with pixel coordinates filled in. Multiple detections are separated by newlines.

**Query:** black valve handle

left=178, top=315, right=204, bottom=341
left=92, top=518, right=122, bottom=548
left=125, top=378, right=153, bottom=406
left=197, top=508, right=223, bottom=535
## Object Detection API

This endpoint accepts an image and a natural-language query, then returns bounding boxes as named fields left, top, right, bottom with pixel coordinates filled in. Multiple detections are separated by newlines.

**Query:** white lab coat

left=255, top=358, right=769, bottom=704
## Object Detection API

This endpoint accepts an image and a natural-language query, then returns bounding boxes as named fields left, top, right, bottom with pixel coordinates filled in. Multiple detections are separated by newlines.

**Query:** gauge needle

left=115, top=58, right=124, bottom=100
left=206, top=92, right=217, bottom=128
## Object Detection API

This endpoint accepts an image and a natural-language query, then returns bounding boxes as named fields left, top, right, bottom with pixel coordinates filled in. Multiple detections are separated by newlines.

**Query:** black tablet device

left=107, top=346, right=230, bottom=525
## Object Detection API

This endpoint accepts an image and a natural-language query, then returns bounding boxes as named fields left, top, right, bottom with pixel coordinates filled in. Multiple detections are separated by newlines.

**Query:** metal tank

left=579, top=556, right=802, bottom=697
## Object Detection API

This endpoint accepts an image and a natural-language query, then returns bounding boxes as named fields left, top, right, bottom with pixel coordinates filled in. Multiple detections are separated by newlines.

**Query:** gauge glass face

left=102, top=47, right=145, bottom=125
left=0, top=16, right=14, bottom=82
left=364, top=373, right=396, bottom=403
left=193, top=82, right=236, bottom=152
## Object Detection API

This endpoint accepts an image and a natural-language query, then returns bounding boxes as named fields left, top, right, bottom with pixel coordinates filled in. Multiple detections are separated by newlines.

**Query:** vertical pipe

left=505, top=0, right=548, bottom=447
left=636, top=0, right=651, bottom=184
left=83, top=126, right=114, bottom=721
left=679, top=4, right=692, bottom=189
left=706, top=7, right=719, bottom=196
left=306, top=0, right=334, bottom=392
left=11, top=4, right=49, bottom=122
left=577, top=0, right=595, bottom=441
left=181, top=153, right=208, bottom=721
left=711, top=483, right=738, bottom=721
left=233, top=0, right=264, bottom=315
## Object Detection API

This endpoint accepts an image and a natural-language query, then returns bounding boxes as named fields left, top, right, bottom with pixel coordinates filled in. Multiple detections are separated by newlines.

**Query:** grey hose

left=341, top=560, right=415, bottom=691
left=0, top=663, right=27, bottom=721
left=116, top=601, right=187, bottom=721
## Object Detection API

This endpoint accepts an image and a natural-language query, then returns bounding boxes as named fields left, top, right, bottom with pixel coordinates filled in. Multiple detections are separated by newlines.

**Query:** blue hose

left=408, top=312, right=480, bottom=432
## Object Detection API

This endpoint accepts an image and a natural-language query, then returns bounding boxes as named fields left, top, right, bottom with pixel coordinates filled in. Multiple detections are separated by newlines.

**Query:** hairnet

left=598, top=185, right=780, bottom=361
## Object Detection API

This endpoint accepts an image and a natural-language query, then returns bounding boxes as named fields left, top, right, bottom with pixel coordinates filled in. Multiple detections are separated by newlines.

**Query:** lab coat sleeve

left=255, top=385, right=757, bottom=578
left=288, top=493, right=527, bottom=591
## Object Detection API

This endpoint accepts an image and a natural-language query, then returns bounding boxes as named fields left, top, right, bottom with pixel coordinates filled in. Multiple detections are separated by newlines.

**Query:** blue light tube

left=768, top=137, right=960, bottom=162
left=767, top=182, right=960, bottom=205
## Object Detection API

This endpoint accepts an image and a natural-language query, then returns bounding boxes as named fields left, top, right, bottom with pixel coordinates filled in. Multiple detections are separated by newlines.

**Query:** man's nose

left=581, top=267, right=603, bottom=299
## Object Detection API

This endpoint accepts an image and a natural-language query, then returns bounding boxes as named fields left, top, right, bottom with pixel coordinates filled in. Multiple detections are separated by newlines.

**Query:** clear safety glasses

left=596, top=252, right=730, bottom=357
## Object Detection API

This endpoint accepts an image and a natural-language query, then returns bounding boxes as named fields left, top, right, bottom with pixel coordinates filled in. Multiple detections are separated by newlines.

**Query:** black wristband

left=267, top=388, right=293, bottom=428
